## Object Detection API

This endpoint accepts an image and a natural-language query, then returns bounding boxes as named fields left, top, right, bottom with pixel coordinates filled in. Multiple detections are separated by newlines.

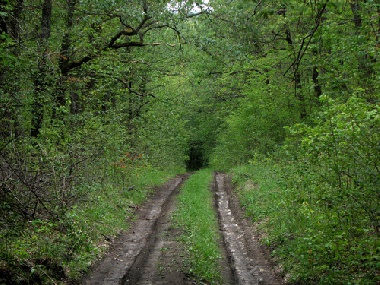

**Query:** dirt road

left=82, top=173, right=283, bottom=285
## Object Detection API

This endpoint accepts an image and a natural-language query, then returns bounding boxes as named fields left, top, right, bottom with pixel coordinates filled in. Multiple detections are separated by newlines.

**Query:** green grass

left=173, top=169, right=223, bottom=284
left=231, top=161, right=380, bottom=285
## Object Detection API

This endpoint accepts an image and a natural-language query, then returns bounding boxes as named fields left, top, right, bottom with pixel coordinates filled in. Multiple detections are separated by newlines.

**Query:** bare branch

left=117, top=78, right=156, bottom=99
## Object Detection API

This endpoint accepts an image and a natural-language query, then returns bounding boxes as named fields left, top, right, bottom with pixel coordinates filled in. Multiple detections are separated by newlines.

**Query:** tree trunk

left=350, top=1, right=362, bottom=29
left=350, top=1, right=377, bottom=100
left=128, top=80, right=134, bottom=123
left=294, top=70, right=306, bottom=120
left=9, top=0, right=23, bottom=49
left=57, top=0, right=78, bottom=114
left=0, top=1, right=7, bottom=35
left=0, top=0, right=24, bottom=140
left=31, top=0, right=52, bottom=137
left=285, top=28, right=306, bottom=120
left=312, top=66, right=322, bottom=97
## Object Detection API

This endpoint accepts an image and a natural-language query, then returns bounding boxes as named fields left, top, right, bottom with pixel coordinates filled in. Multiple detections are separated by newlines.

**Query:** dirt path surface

left=214, top=173, right=284, bottom=285
left=82, top=172, right=284, bottom=285
left=122, top=175, right=195, bottom=285
left=81, top=174, right=188, bottom=285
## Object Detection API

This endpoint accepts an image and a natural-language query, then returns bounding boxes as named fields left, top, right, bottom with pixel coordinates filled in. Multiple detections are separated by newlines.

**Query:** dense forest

left=1, top=0, right=379, bottom=284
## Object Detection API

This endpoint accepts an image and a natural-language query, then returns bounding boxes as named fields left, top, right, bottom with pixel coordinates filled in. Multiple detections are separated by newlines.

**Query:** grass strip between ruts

left=173, top=169, right=223, bottom=284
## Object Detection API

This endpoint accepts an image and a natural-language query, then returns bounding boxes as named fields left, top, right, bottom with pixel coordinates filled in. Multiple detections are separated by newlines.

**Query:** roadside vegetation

left=1, top=149, right=180, bottom=284
left=173, top=169, right=223, bottom=284
left=206, top=3, right=380, bottom=284
left=231, top=159, right=380, bottom=285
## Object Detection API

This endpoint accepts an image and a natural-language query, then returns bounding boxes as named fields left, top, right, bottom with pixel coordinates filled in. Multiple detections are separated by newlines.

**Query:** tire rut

left=123, top=176, right=191, bottom=285
left=81, top=174, right=188, bottom=285
left=213, top=172, right=284, bottom=285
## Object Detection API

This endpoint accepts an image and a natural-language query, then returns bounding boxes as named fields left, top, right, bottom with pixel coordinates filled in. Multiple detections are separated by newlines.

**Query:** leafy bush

left=286, top=95, right=380, bottom=234
left=231, top=95, right=380, bottom=284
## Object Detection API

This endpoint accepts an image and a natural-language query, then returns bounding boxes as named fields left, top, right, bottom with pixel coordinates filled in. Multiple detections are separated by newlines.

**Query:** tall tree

left=31, top=0, right=53, bottom=137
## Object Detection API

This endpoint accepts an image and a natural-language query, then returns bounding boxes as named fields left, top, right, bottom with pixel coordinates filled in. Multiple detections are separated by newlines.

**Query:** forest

left=1, top=0, right=379, bottom=284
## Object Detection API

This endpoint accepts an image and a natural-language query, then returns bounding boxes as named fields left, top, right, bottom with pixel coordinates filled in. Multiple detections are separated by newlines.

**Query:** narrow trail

left=82, top=172, right=284, bottom=285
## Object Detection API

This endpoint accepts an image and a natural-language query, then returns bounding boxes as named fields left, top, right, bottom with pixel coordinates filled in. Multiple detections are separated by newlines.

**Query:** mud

left=122, top=175, right=194, bottom=285
left=214, top=172, right=284, bottom=285
left=82, top=172, right=284, bottom=285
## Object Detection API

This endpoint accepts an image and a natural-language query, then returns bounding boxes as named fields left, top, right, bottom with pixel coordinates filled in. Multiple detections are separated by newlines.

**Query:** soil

left=81, top=173, right=284, bottom=285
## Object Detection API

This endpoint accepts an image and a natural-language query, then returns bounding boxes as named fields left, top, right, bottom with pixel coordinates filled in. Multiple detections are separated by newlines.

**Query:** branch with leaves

left=60, top=3, right=180, bottom=75
left=284, top=3, right=327, bottom=76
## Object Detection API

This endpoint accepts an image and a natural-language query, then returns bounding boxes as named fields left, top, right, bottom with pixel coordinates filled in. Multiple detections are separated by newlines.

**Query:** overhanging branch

left=109, top=14, right=152, bottom=47
left=284, top=3, right=327, bottom=76
left=61, top=18, right=183, bottom=74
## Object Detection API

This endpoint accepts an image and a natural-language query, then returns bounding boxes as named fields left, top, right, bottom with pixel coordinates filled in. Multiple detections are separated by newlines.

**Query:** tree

left=31, top=0, right=53, bottom=137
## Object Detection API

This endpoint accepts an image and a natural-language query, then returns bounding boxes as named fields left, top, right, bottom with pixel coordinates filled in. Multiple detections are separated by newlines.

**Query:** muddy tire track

left=214, top=172, right=284, bottom=285
left=121, top=172, right=234, bottom=285
left=122, top=175, right=193, bottom=285
left=81, top=174, right=188, bottom=285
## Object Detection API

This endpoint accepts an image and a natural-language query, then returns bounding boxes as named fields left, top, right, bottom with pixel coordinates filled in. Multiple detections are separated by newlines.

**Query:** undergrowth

left=231, top=161, right=380, bottom=285
left=173, top=169, right=223, bottom=284
left=0, top=154, right=182, bottom=285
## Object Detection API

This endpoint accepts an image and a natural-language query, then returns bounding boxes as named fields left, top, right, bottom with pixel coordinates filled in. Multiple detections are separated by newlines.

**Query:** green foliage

left=134, top=85, right=190, bottom=172
left=229, top=94, right=380, bottom=283
left=173, top=169, right=223, bottom=284
left=210, top=55, right=298, bottom=170
left=0, top=94, right=182, bottom=284
left=1, top=0, right=189, bottom=282
left=207, top=10, right=380, bottom=284
left=286, top=95, right=380, bottom=233
left=0, top=31, right=16, bottom=67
